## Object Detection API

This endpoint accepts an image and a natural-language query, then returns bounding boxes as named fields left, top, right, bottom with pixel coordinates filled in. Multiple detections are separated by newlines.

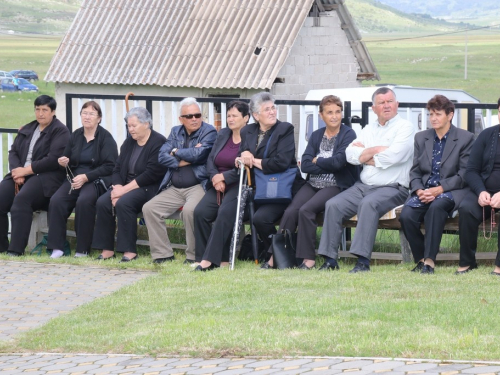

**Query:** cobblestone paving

left=0, top=261, right=152, bottom=341
left=0, top=354, right=500, bottom=374
left=1, top=261, right=500, bottom=374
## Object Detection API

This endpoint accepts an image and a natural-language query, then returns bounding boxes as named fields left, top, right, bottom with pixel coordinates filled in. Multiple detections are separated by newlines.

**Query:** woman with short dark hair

left=400, top=94, right=474, bottom=274
left=193, top=101, right=250, bottom=271
left=0, top=95, right=70, bottom=256
left=47, top=101, right=118, bottom=258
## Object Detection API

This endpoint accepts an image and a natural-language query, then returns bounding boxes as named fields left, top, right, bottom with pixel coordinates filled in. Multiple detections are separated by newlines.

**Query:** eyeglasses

left=180, top=113, right=202, bottom=119
left=81, top=112, right=98, bottom=117
left=260, top=106, right=276, bottom=114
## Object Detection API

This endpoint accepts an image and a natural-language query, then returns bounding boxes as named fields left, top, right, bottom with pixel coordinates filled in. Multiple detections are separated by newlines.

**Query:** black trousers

left=92, top=186, right=156, bottom=254
left=0, top=176, right=50, bottom=254
left=279, top=183, right=340, bottom=260
left=194, top=185, right=242, bottom=264
left=399, top=198, right=454, bottom=262
left=47, top=180, right=98, bottom=253
left=458, top=191, right=500, bottom=268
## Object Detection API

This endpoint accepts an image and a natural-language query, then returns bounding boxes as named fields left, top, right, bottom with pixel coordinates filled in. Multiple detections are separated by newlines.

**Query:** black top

left=7, top=116, right=70, bottom=197
left=484, top=136, right=500, bottom=193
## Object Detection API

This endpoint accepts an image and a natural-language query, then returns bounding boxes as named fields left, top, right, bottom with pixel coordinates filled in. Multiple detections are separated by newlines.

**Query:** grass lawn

left=0, top=249, right=499, bottom=361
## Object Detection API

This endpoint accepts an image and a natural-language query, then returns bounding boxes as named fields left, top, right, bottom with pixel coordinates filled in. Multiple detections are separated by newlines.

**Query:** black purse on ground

left=271, top=229, right=297, bottom=269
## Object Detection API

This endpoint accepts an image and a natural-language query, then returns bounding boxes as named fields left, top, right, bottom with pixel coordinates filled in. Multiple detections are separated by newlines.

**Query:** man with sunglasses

left=143, top=97, right=217, bottom=264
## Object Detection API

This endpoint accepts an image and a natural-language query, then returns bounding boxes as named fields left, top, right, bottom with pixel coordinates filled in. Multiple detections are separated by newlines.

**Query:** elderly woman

left=193, top=101, right=250, bottom=271
left=266, top=95, right=359, bottom=269
left=0, top=95, right=70, bottom=256
left=47, top=101, right=118, bottom=258
left=399, top=95, right=474, bottom=274
left=92, top=107, right=167, bottom=262
left=236, top=92, right=304, bottom=269
left=457, top=97, right=500, bottom=275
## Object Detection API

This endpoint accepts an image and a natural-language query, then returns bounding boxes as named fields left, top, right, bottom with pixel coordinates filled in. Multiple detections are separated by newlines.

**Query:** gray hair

left=249, top=92, right=275, bottom=114
left=179, top=97, right=201, bottom=112
left=372, top=87, right=397, bottom=105
left=125, top=107, right=152, bottom=129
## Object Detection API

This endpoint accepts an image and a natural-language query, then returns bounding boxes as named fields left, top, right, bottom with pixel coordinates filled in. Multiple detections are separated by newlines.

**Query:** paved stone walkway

left=1, top=261, right=500, bottom=374
left=0, top=261, right=152, bottom=341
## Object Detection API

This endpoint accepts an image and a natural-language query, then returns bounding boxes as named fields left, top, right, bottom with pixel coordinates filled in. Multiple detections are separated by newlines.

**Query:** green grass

left=364, top=33, right=500, bottom=104
left=1, top=258, right=499, bottom=360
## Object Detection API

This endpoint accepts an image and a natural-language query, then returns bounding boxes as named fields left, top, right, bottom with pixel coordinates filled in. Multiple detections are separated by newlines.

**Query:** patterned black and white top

left=308, top=134, right=338, bottom=189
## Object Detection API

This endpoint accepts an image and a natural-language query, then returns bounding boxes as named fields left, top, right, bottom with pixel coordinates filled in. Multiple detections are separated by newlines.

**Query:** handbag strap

left=262, top=128, right=275, bottom=159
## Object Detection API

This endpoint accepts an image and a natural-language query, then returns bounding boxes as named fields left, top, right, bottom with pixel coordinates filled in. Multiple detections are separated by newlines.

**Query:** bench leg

left=399, top=229, right=412, bottom=263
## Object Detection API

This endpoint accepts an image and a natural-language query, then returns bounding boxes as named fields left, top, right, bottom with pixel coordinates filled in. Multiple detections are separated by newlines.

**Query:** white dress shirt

left=345, top=114, right=415, bottom=187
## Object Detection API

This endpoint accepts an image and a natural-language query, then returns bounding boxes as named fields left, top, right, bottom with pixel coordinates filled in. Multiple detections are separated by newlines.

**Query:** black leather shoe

left=154, top=256, right=175, bottom=264
left=349, top=262, right=370, bottom=273
left=260, top=261, right=273, bottom=269
left=411, top=261, right=424, bottom=272
left=318, top=261, right=339, bottom=271
left=183, top=259, right=195, bottom=264
left=420, top=264, right=435, bottom=274
left=455, top=264, right=478, bottom=275
left=194, top=264, right=217, bottom=272
left=120, top=254, right=138, bottom=263
left=95, top=254, right=115, bottom=260
left=6, top=251, right=22, bottom=257
left=490, top=271, right=500, bottom=276
left=298, top=262, right=315, bottom=270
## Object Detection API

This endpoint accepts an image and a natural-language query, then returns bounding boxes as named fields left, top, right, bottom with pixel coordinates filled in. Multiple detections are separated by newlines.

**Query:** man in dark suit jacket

left=399, top=95, right=475, bottom=274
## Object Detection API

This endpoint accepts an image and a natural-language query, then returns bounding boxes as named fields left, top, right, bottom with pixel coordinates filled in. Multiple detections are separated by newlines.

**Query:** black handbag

left=93, top=177, right=109, bottom=198
left=271, top=229, right=297, bottom=269
left=253, top=131, right=296, bottom=205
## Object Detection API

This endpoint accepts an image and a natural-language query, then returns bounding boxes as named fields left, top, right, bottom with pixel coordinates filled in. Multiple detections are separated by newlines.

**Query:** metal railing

left=0, top=94, right=497, bottom=178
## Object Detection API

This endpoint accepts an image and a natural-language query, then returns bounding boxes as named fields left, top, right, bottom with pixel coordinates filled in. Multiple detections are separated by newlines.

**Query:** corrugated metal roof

left=46, top=0, right=315, bottom=89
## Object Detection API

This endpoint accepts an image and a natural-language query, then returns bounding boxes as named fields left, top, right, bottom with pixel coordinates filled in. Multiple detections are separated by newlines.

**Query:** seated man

left=400, top=95, right=474, bottom=274
left=317, top=87, right=415, bottom=273
left=142, top=97, right=217, bottom=264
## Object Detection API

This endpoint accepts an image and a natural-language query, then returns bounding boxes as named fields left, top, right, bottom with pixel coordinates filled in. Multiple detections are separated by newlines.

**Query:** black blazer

left=206, top=127, right=240, bottom=188
left=112, top=130, right=167, bottom=190
left=240, top=120, right=304, bottom=193
left=409, top=124, right=474, bottom=210
left=63, top=125, right=118, bottom=187
left=7, top=116, right=70, bottom=197
left=301, top=125, right=360, bottom=190
left=465, top=124, right=500, bottom=196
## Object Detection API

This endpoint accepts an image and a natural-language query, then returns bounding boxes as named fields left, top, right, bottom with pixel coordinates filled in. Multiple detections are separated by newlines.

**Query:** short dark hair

left=497, top=97, right=500, bottom=109
left=427, top=95, right=455, bottom=115
left=81, top=100, right=102, bottom=118
left=34, top=95, right=57, bottom=111
left=227, top=100, right=250, bottom=118
left=319, top=95, right=343, bottom=112
left=372, top=87, right=396, bottom=104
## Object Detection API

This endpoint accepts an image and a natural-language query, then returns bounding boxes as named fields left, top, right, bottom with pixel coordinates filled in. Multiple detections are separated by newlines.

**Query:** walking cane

left=230, top=159, right=246, bottom=271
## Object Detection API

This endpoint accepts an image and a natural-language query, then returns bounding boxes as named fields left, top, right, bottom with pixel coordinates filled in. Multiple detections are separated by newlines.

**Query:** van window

left=305, top=114, right=326, bottom=141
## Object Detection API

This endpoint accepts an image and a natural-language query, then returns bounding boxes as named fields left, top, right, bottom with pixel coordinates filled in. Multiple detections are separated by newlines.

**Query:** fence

left=0, top=93, right=498, bottom=178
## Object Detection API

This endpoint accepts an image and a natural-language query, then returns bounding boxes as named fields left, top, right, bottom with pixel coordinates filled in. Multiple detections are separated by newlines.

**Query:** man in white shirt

left=317, top=87, right=415, bottom=273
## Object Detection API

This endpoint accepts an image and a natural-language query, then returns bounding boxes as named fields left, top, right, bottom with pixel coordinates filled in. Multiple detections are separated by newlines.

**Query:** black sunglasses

left=180, top=113, right=202, bottom=119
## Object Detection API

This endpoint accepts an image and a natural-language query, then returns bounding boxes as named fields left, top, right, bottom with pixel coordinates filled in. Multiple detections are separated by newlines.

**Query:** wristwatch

left=171, top=148, right=178, bottom=156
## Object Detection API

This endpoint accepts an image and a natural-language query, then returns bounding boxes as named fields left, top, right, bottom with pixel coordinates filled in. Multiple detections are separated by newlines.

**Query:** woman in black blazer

left=193, top=101, right=250, bottom=271
left=92, top=107, right=167, bottom=262
left=47, top=101, right=118, bottom=258
left=0, top=95, right=70, bottom=256
left=268, top=95, right=359, bottom=269
left=458, top=97, right=500, bottom=276
left=236, top=92, right=305, bottom=268
left=399, top=95, right=474, bottom=274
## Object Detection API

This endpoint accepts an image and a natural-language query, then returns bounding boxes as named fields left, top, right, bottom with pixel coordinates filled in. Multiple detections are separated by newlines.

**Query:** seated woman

left=236, top=92, right=305, bottom=269
left=92, top=107, right=167, bottom=262
left=457, top=97, right=500, bottom=275
left=47, top=101, right=118, bottom=258
left=193, top=101, right=249, bottom=271
left=399, top=95, right=474, bottom=274
left=265, top=95, right=359, bottom=269
left=0, top=95, right=70, bottom=256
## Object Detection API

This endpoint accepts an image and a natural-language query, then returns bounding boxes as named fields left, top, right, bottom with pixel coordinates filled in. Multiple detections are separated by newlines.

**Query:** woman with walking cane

left=193, top=101, right=250, bottom=271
